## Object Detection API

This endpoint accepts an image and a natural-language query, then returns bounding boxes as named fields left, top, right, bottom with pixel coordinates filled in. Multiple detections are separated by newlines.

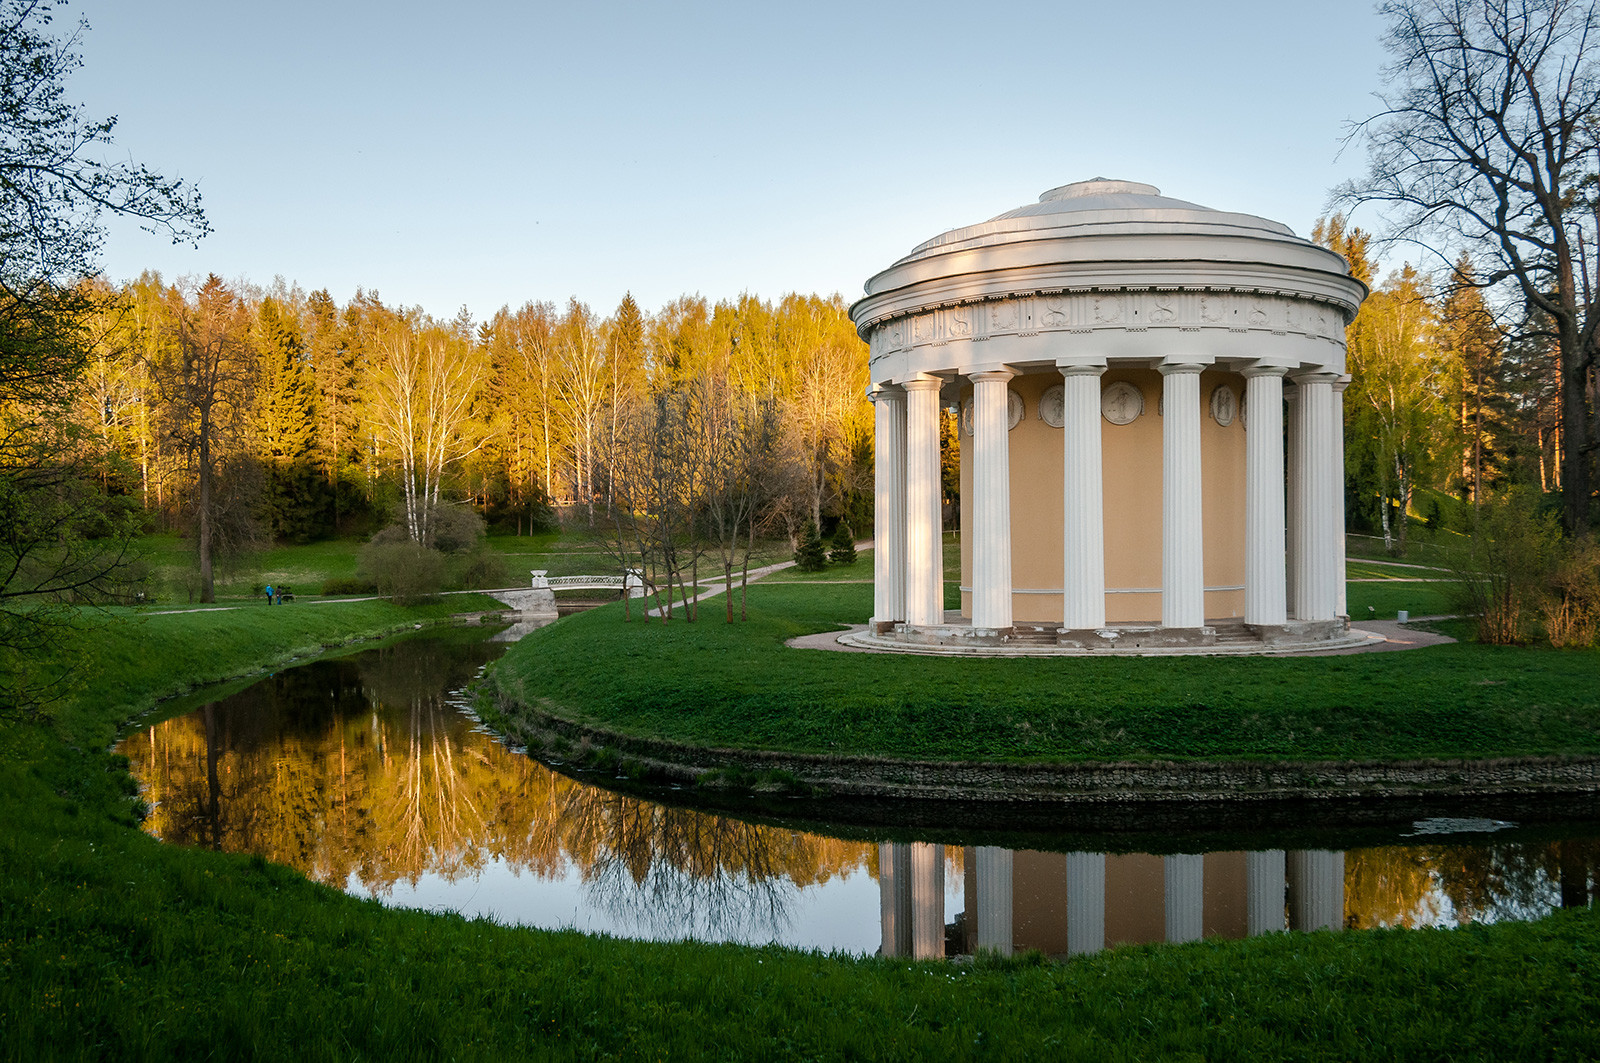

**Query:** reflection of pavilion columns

left=1246, top=850, right=1287, bottom=934
left=1288, top=850, right=1345, bottom=932
left=904, top=377, right=945, bottom=627
left=971, top=371, right=1015, bottom=634
left=1160, top=363, right=1206, bottom=628
left=1164, top=853, right=1205, bottom=943
left=879, top=842, right=912, bottom=957
left=880, top=841, right=945, bottom=958
left=1292, top=373, right=1339, bottom=622
left=1061, top=364, right=1107, bottom=629
left=1065, top=851, right=1107, bottom=956
left=974, top=846, right=1013, bottom=955
left=871, top=387, right=907, bottom=629
left=911, top=842, right=946, bottom=959
left=1244, top=367, right=1288, bottom=627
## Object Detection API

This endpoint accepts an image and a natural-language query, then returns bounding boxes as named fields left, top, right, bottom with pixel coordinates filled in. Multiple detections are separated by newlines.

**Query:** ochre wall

left=958, top=368, right=1249, bottom=625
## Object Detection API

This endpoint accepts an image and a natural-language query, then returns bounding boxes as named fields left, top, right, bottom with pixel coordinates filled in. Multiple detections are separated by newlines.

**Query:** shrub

left=321, top=576, right=377, bottom=596
left=453, top=544, right=509, bottom=590
left=357, top=540, right=446, bottom=605
left=829, top=523, right=857, bottom=566
left=793, top=520, right=827, bottom=572
left=1452, top=489, right=1575, bottom=646
left=1544, top=536, right=1600, bottom=649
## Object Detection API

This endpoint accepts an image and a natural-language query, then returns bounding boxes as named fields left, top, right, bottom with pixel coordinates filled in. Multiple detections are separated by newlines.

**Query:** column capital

left=1241, top=364, right=1291, bottom=379
left=867, top=383, right=905, bottom=402
left=1058, top=361, right=1107, bottom=379
left=969, top=368, right=1016, bottom=384
left=902, top=374, right=944, bottom=393
left=1289, top=369, right=1340, bottom=387
left=1158, top=361, right=1208, bottom=377
left=1332, top=373, right=1352, bottom=394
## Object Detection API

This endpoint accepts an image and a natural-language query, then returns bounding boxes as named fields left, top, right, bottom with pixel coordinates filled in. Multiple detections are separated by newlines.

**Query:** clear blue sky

left=72, top=0, right=1393, bottom=322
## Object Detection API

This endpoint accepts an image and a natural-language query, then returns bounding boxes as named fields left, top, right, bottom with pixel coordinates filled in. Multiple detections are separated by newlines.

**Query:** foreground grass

left=486, top=582, right=1600, bottom=763
left=5, top=583, right=1600, bottom=1059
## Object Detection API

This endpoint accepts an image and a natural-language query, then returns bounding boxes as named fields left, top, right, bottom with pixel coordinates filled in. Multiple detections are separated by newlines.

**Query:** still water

left=120, top=627, right=1600, bottom=959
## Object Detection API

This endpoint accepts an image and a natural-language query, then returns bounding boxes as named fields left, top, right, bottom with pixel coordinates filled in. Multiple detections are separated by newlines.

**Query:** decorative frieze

left=871, top=289, right=1349, bottom=356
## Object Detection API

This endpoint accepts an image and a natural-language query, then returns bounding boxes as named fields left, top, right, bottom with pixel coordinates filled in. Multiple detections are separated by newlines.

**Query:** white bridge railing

left=530, top=569, right=647, bottom=597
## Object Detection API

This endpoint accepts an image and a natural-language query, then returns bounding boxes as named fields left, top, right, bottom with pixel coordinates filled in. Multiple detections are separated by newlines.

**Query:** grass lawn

left=4, top=565, right=1600, bottom=1058
left=485, top=580, right=1599, bottom=764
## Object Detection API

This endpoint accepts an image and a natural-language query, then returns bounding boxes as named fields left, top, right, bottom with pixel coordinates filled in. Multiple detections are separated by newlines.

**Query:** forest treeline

left=1315, top=216, right=1579, bottom=549
left=61, top=273, right=871, bottom=602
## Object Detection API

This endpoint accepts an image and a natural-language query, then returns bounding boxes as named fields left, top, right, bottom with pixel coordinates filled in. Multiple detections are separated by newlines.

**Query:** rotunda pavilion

left=848, top=179, right=1367, bottom=653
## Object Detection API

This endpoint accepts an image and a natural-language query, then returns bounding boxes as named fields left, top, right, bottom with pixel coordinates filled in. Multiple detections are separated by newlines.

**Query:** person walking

left=264, top=584, right=274, bottom=606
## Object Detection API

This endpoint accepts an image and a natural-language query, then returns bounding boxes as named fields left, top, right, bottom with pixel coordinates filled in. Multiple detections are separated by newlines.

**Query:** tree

left=365, top=318, right=487, bottom=548
left=793, top=520, right=827, bottom=572
left=0, top=0, right=206, bottom=712
left=1341, top=0, right=1600, bottom=533
left=255, top=296, right=326, bottom=541
left=149, top=275, right=260, bottom=602
left=1437, top=254, right=1509, bottom=505
left=1346, top=266, right=1451, bottom=552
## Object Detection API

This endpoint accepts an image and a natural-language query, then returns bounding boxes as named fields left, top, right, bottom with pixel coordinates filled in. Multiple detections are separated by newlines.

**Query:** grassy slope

left=5, top=578, right=1600, bottom=1058
left=487, top=582, right=1600, bottom=763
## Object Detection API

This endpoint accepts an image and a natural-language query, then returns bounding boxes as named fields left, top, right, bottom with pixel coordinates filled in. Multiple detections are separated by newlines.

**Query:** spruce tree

left=829, top=523, right=857, bottom=566
left=794, top=520, right=827, bottom=572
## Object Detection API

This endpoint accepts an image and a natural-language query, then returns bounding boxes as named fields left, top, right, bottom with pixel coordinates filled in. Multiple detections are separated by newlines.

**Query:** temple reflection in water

left=121, top=631, right=1600, bottom=956
left=881, top=844, right=1347, bottom=959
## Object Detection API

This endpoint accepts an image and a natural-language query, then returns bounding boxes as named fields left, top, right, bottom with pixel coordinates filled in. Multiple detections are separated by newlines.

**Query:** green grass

left=485, top=580, right=1599, bottom=764
left=5, top=545, right=1600, bottom=1059
left=1345, top=580, right=1456, bottom=620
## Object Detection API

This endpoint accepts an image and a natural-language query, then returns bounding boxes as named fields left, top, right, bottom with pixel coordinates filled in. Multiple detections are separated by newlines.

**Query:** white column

left=1288, top=850, right=1345, bottom=932
left=1164, top=853, right=1205, bottom=943
left=904, top=377, right=944, bottom=627
left=1061, top=364, right=1107, bottom=630
left=1065, top=851, right=1106, bottom=956
left=971, top=371, right=1014, bottom=633
left=1160, top=363, right=1206, bottom=629
left=974, top=846, right=1013, bottom=956
left=1292, top=373, right=1338, bottom=622
left=1244, top=367, right=1288, bottom=627
left=1333, top=377, right=1349, bottom=618
left=910, top=842, right=945, bottom=960
left=1285, top=380, right=1303, bottom=620
left=1246, top=850, right=1287, bottom=935
left=871, top=387, right=907, bottom=629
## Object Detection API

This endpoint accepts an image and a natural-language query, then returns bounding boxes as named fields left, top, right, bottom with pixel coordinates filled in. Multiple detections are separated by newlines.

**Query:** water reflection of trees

left=121, top=643, right=871, bottom=937
left=1345, top=838, right=1600, bottom=929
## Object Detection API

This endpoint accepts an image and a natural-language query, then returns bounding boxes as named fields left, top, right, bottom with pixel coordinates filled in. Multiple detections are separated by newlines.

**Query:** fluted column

left=1292, top=373, right=1338, bottom=621
left=871, top=387, right=907, bottom=629
left=1246, top=850, right=1287, bottom=935
left=910, top=842, right=945, bottom=960
left=1288, top=850, right=1345, bottom=932
left=1164, top=853, right=1205, bottom=943
left=1065, top=851, right=1106, bottom=956
left=904, top=377, right=944, bottom=627
left=1285, top=380, right=1303, bottom=620
left=1244, top=367, right=1288, bottom=627
left=1160, top=363, right=1206, bottom=629
left=974, top=846, right=1013, bottom=956
left=1333, top=377, right=1350, bottom=618
left=971, top=371, right=1014, bottom=634
left=1061, top=364, right=1107, bottom=630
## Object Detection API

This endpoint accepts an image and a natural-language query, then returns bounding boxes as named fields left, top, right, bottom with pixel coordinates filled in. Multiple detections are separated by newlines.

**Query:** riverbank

left=4, top=588, right=1600, bottom=1058
left=479, top=582, right=1600, bottom=804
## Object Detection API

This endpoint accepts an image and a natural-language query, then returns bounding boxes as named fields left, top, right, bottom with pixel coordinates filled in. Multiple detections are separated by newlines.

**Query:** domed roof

left=901, top=179, right=1296, bottom=263
left=852, top=179, right=1363, bottom=333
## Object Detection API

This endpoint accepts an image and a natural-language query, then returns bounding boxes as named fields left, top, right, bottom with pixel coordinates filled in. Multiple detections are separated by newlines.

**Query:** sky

left=71, top=0, right=1395, bottom=324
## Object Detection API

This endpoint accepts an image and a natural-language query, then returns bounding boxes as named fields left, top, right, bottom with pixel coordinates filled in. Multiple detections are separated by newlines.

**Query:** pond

left=118, top=626, right=1600, bottom=959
